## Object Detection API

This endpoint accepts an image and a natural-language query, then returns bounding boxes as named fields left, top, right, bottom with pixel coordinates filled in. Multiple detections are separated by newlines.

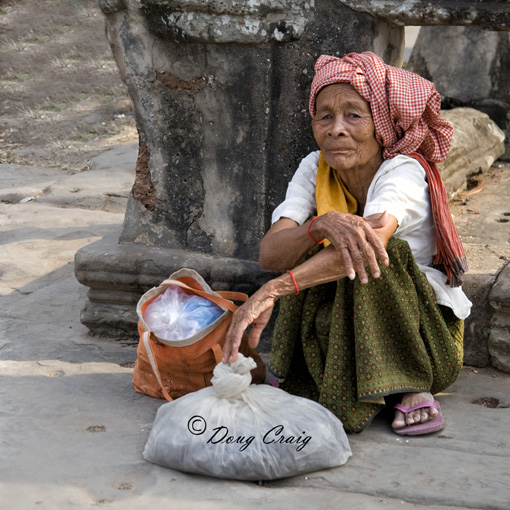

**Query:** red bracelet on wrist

left=307, top=216, right=324, bottom=245
left=286, top=270, right=299, bottom=295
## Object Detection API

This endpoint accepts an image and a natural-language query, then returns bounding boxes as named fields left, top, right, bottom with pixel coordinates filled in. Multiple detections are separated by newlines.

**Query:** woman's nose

left=327, top=116, right=347, bottom=137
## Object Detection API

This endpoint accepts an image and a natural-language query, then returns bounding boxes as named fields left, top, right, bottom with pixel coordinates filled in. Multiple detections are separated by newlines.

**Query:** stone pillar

left=75, top=0, right=404, bottom=343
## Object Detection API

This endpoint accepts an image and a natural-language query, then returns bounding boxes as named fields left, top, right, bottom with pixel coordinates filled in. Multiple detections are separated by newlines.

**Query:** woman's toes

left=392, top=411, right=406, bottom=429
left=429, top=406, right=438, bottom=419
left=407, top=411, right=420, bottom=426
left=394, top=392, right=438, bottom=429
left=418, top=408, right=430, bottom=424
left=417, top=405, right=439, bottom=424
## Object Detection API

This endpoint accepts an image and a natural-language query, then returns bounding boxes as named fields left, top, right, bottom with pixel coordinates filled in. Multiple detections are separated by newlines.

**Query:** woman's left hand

left=222, top=283, right=278, bottom=363
left=309, top=211, right=390, bottom=284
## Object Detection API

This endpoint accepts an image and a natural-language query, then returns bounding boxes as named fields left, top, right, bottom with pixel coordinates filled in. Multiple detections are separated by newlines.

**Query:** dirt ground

left=0, top=0, right=137, bottom=173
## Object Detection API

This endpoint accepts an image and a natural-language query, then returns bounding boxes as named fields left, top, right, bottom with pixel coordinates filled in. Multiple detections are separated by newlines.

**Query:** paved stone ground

left=1, top=142, right=510, bottom=510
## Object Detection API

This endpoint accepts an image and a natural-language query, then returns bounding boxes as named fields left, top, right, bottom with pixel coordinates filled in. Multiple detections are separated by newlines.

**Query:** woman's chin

left=328, top=157, right=356, bottom=173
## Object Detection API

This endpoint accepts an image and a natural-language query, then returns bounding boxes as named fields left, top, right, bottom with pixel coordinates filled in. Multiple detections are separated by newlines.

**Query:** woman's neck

left=336, top=155, right=383, bottom=214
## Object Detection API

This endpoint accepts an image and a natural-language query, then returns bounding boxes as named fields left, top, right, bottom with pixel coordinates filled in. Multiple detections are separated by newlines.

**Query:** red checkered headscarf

left=309, top=52, right=467, bottom=286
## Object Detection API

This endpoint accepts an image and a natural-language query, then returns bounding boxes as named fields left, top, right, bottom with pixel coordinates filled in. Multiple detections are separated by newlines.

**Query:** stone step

left=452, top=162, right=510, bottom=372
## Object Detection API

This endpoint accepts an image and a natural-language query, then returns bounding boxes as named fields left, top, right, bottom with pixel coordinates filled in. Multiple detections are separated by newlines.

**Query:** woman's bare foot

left=392, top=392, right=438, bottom=430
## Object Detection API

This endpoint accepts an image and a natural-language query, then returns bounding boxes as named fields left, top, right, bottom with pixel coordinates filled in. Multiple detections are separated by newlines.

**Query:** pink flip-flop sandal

left=393, top=400, right=444, bottom=436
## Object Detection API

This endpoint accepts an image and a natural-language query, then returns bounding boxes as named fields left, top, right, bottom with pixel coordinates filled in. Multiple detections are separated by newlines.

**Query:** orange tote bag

left=132, top=268, right=266, bottom=401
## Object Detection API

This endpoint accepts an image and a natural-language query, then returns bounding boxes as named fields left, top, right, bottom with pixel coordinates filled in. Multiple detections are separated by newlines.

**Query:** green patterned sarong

left=269, top=237, right=464, bottom=433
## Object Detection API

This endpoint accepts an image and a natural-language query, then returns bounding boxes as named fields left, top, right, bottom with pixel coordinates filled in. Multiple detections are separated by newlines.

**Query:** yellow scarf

left=316, top=152, right=358, bottom=246
left=315, top=153, right=383, bottom=404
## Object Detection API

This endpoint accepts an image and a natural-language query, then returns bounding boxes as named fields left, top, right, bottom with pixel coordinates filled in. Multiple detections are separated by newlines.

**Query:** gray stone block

left=490, top=262, right=510, bottom=307
left=408, top=26, right=510, bottom=160
left=438, top=108, right=505, bottom=195
left=108, top=0, right=404, bottom=259
left=74, top=233, right=278, bottom=350
left=461, top=272, right=492, bottom=367
left=338, top=0, right=510, bottom=29
left=455, top=242, right=510, bottom=370
left=488, top=327, right=510, bottom=372
left=489, top=262, right=510, bottom=372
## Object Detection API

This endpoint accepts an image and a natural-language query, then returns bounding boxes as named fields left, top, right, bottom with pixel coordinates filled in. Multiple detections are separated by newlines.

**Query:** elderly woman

left=222, top=52, right=471, bottom=435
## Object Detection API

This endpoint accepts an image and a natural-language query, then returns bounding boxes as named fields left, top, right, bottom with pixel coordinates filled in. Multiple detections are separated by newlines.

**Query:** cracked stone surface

left=0, top=141, right=137, bottom=295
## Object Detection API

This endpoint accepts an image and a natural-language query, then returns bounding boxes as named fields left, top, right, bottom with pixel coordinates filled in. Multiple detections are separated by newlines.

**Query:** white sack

left=143, top=354, right=352, bottom=480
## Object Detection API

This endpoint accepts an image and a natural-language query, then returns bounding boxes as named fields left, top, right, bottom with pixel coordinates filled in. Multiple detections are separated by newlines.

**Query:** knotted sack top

left=211, top=354, right=257, bottom=400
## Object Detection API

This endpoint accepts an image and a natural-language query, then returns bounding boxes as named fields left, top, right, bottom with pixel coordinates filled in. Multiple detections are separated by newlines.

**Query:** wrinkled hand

left=222, top=284, right=277, bottom=363
left=311, top=211, right=390, bottom=284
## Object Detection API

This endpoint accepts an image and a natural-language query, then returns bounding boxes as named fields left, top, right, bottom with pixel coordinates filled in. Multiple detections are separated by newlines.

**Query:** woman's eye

left=349, top=113, right=360, bottom=119
left=321, top=114, right=332, bottom=120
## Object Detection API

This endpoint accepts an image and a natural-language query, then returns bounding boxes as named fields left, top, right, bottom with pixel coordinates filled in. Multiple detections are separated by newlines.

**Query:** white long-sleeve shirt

left=272, top=151, right=472, bottom=320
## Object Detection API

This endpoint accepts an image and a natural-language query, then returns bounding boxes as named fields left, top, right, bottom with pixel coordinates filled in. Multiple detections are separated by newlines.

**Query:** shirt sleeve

left=271, top=151, right=320, bottom=225
left=363, top=156, right=431, bottom=236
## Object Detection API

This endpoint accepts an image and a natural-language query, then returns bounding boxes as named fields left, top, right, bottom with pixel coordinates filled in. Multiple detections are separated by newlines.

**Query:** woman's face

left=311, top=83, right=382, bottom=173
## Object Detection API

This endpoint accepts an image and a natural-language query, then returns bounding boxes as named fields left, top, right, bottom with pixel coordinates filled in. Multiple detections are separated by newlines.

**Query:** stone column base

left=74, top=232, right=275, bottom=348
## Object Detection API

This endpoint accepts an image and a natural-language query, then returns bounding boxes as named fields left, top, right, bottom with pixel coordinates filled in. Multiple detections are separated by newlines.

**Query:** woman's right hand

left=309, top=211, right=391, bottom=284
left=222, top=283, right=278, bottom=363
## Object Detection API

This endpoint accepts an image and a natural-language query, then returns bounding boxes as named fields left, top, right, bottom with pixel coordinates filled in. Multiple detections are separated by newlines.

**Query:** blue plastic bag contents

left=143, top=354, right=352, bottom=480
left=142, top=286, right=223, bottom=341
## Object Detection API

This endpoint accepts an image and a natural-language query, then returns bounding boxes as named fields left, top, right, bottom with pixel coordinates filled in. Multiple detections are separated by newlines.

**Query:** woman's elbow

left=259, top=250, right=281, bottom=272
left=258, top=218, right=302, bottom=271
left=259, top=243, right=292, bottom=272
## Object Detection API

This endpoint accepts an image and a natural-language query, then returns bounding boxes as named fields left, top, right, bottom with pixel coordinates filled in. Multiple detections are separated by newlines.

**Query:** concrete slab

left=0, top=164, right=62, bottom=204
left=0, top=265, right=510, bottom=510
left=0, top=203, right=124, bottom=295
left=0, top=141, right=136, bottom=211
left=1, top=267, right=509, bottom=510
left=276, top=367, right=510, bottom=509
left=34, top=141, right=138, bottom=212
left=0, top=141, right=137, bottom=295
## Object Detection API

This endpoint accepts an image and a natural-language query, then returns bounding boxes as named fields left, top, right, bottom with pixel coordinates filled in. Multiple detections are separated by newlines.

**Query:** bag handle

left=216, top=290, right=248, bottom=303
left=141, top=331, right=224, bottom=402
left=211, top=343, right=223, bottom=365
left=160, top=279, right=248, bottom=312
left=142, top=331, right=174, bottom=402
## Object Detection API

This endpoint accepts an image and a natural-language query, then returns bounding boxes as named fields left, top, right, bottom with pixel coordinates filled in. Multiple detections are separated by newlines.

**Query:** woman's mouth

left=329, top=148, right=352, bottom=154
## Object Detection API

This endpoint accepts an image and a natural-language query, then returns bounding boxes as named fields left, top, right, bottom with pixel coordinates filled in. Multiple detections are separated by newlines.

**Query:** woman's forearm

left=259, top=218, right=317, bottom=271
left=264, top=245, right=349, bottom=299
left=222, top=245, right=348, bottom=363
left=264, top=213, right=397, bottom=297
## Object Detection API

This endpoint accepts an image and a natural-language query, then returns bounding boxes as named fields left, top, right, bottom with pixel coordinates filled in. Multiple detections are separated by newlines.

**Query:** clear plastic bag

left=143, top=286, right=223, bottom=341
left=143, top=354, right=352, bottom=480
